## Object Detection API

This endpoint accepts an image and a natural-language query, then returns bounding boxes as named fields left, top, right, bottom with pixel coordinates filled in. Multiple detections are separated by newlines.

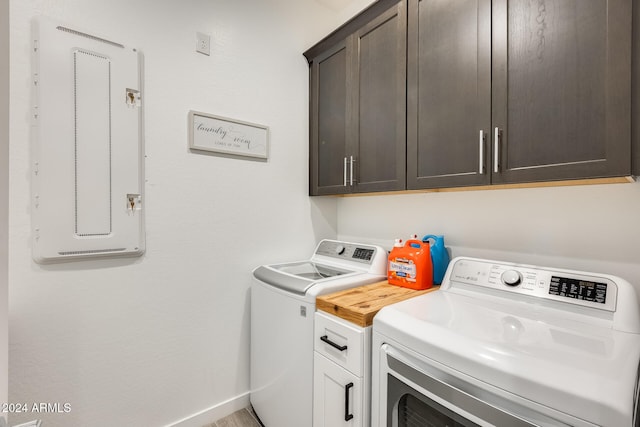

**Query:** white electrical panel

left=31, top=17, right=145, bottom=263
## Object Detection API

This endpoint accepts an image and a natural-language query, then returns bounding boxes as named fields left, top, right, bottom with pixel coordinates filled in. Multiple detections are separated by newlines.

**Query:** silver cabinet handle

left=343, top=157, right=348, bottom=186
left=494, top=127, right=501, bottom=173
left=349, top=156, right=355, bottom=186
left=479, top=130, right=485, bottom=174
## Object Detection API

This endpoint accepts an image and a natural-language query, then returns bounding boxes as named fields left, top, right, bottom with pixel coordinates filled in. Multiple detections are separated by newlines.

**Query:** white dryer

left=372, top=257, right=640, bottom=427
left=250, top=239, right=387, bottom=427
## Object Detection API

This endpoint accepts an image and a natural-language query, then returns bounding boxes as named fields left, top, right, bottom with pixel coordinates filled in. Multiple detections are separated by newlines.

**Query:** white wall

left=10, top=0, right=639, bottom=425
left=1, top=0, right=9, bottom=422
left=7, top=0, right=373, bottom=426
left=338, top=181, right=640, bottom=284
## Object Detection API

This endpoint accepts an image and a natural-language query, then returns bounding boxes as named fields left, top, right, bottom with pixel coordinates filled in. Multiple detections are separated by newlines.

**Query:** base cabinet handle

left=320, top=335, right=347, bottom=351
left=344, top=382, right=354, bottom=421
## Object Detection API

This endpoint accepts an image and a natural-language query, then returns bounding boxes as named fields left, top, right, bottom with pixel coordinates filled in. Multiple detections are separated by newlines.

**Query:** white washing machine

left=372, top=257, right=640, bottom=427
left=250, top=239, right=387, bottom=427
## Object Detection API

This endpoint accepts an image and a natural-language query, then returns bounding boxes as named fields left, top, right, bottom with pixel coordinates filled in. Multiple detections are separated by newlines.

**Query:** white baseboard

left=165, top=392, right=250, bottom=427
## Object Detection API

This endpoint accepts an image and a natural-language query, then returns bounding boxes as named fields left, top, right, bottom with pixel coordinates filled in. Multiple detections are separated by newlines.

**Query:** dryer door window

left=384, top=351, right=544, bottom=427
left=388, top=374, right=477, bottom=427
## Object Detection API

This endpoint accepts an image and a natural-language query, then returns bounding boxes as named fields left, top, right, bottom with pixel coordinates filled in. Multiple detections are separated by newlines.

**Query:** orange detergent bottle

left=387, top=239, right=434, bottom=290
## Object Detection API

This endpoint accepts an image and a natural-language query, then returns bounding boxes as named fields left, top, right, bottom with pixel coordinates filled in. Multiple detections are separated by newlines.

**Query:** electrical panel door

left=32, top=17, right=145, bottom=263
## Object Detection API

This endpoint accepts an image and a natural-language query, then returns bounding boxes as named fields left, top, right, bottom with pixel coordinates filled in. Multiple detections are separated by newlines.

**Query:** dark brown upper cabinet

left=406, top=0, right=492, bottom=189
left=310, top=41, right=350, bottom=195
left=491, top=0, right=632, bottom=184
left=409, top=0, right=632, bottom=189
left=305, top=0, right=406, bottom=196
left=308, top=0, right=634, bottom=195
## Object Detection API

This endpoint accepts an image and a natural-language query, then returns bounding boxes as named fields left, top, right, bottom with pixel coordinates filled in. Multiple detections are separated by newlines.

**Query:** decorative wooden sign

left=188, top=110, right=269, bottom=159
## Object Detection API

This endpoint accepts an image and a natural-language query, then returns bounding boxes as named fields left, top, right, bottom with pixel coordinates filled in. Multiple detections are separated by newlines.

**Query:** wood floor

left=205, top=407, right=262, bottom=427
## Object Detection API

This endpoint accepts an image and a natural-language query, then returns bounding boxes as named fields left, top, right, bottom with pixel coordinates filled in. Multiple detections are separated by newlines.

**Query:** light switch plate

left=196, top=32, right=210, bottom=56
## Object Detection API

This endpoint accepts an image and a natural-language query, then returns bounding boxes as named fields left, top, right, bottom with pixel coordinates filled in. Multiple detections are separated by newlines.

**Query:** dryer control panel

left=446, top=258, right=618, bottom=312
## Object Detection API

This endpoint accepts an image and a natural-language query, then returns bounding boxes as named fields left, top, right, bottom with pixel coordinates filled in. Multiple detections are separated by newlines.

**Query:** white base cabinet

left=313, top=353, right=363, bottom=426
left=313, top=311, right=371, bottom=427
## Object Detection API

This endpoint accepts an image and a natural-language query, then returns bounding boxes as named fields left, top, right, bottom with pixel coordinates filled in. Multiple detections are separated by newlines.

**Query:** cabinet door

left=492, top=0, right=632, bottom=184
left=350, top=1, right=407, bottom=193
left=407, top=0, right=491, bottom=189
left=313, top=352, right=363, bottom=427
left=310, top=42, right=351, bottom=195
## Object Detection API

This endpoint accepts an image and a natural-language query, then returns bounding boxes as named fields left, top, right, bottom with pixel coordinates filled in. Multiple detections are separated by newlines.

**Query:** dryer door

left=378, top=344, right=590, bottom=427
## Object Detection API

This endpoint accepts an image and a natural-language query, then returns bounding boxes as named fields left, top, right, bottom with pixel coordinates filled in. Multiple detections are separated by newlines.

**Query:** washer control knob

left=501, top=270, right=522, bottom=286
left=335, top=245, right=346, bottom=255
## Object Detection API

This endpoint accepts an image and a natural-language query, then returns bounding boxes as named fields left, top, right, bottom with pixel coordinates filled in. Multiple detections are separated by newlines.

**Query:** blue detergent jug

left=421, top=235, right=450, bottom=285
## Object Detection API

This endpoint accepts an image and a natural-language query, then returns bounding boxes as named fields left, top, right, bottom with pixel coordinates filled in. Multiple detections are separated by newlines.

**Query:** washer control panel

left=315, top=240, right=377, bottom=264
left=447, top=258, right=617, bottom=312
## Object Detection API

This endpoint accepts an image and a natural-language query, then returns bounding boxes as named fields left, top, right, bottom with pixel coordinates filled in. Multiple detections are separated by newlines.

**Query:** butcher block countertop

left=316, top=281, right=439, bottom=327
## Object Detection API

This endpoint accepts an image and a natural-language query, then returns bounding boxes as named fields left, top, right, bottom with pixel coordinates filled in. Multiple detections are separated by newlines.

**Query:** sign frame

left=188, top=110, right=269, bottom=159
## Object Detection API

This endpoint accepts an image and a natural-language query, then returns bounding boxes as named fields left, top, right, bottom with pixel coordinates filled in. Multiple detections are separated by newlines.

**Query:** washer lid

left=253, top=261, right=354, bottom=295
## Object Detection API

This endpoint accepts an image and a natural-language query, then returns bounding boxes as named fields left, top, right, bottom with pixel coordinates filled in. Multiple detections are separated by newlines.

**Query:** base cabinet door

left=313, top=352, right=363, bottom=427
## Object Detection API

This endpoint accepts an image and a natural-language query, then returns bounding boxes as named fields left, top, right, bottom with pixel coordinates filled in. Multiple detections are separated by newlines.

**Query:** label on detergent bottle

left=388, top=258, right=417, bottom=282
